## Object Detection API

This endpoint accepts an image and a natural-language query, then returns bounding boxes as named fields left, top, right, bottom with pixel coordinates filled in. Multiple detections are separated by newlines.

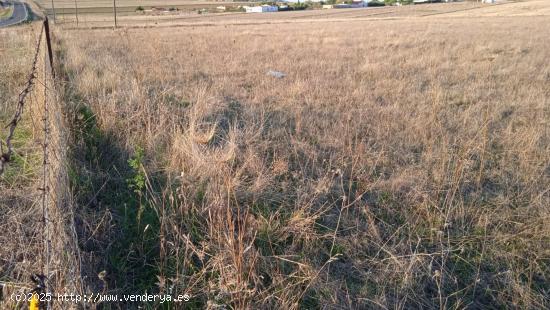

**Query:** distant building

left=245, top=5, right=278, bottom=13
left=334, top=1, right=367, bottom=8
left=352, top=0, right=368, bottom=7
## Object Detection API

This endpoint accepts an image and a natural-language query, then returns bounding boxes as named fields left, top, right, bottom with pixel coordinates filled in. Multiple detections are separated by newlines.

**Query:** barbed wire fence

left=0, top=18, right=83, bottom=309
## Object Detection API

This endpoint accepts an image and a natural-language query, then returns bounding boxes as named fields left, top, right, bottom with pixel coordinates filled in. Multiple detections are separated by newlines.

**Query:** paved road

left=0, top=0, right=28, bottom=27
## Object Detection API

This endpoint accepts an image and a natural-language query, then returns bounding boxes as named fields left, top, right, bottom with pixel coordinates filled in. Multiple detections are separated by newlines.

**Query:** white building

left=334, top=0, right=368, bottom=8
left=245, top=5, right=279, bottom=13
left=352, top=0, right=368, bottom=7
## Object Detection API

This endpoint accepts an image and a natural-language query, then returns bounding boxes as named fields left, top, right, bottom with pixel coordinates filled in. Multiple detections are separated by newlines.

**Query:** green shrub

left=368, top=1, right=385, bottom=6
left=291, top=2, right=309, bottom=10
left=127, top=146, right=145, bottom=194
left=385, top=0, right=412, bottom=5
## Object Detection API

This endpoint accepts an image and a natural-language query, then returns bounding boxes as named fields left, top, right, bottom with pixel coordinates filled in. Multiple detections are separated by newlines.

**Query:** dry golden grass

left=55, top=8, right=550, bottom=308
left=36, top=0, right=255, bottom=9
left=1, top=1, right=548, bottom=309
left=0, top=26, right=45, bottom=307
left=48, top=1, right=550, bottom=29
left=51, top=2, right=487, bottom=28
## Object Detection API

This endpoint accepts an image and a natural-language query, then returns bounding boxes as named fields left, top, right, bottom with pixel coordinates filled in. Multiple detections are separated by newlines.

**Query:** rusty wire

left=0, top=22, right=53, bottom=310
left=3, top=19, right=84, bottom=309
left=0, top=24, right=45, bottom=176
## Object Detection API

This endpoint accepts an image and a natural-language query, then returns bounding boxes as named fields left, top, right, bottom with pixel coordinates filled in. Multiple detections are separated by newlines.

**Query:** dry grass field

left=44, top=0, right=550, bottom=29
left=29, top=0, right=550, bottom=27
left=53, top=1, right=550, bottom=308
left=0, top=0, right=549, bottom=309
left=33, top=0, right=258, bottom=21
left=36, top=1, right=492, bottom=28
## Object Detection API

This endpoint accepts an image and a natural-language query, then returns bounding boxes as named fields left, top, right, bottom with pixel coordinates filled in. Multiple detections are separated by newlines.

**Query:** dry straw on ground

left=58, top=9, right=549, bottom=308
left=1, top=1, right=549, bottom=309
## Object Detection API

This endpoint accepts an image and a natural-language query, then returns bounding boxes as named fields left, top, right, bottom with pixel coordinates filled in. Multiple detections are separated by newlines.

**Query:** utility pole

left=50, top=0, right=56, bottom=22
left=113, top=0, right=117, bottom=28
left=74, top=0, right=79, bottom=26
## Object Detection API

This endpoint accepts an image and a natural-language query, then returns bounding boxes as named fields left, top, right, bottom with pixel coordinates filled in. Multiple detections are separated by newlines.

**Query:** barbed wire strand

left=2, top=19, right=85, bottom=309
left=0, top=22, right=54, bottom=309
